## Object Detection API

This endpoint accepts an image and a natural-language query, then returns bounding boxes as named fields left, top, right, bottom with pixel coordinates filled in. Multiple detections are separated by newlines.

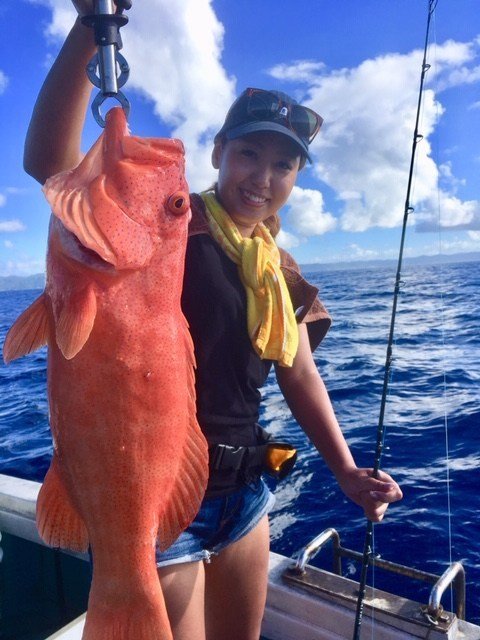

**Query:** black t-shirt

left=181, top=233, right=271, bottom=448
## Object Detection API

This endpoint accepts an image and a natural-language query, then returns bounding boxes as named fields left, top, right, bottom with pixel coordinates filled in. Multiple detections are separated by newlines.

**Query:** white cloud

left=275, top=228, right=300, bottom=250
left=468, top=230, right=480, bottom=241
left=0, top=188, right=28, bottom=209
left=5, top=187, right=28, bottom=195
left=268, top=59, right=326, bottom=84
left=304, top=51, right=442, bottom=232
left=31, top=0, right=236, bottom=190
left=415, top=193, right=480, bottom=231
left=347, top=243, right=380, bottom=260
left=438, top=161, right=466, bottom=192
left=436, top=235, right=480, bottom=254
left=438, top=195, right=480, bottom=229
left=0, top=219, right=26, bottom=233
left=431, top=38, right=480, bottom=92
left=0, top=70, right=7, bottom=94
left=284, top=186, right=336, bottom=236
left=4, top=240, right=14, bottom=249
left=268, top=38, right=480, bottom=234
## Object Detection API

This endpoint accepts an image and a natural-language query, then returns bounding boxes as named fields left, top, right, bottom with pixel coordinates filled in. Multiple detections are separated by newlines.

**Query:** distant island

left=300, top=251, right=480, bottom=273
left=0, top=251, right=479, bottom=291
left=0, top=273, right=46, bottom=292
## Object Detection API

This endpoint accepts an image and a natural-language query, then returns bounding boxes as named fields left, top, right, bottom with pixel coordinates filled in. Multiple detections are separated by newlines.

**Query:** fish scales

left=3, top=107, right=209, bottom=639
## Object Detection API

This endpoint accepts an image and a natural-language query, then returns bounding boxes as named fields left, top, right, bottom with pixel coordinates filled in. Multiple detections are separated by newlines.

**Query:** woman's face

left=212, top=132, right=302, bottom=237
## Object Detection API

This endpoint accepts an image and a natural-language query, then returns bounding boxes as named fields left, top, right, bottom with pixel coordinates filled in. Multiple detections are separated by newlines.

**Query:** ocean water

left=1, top=261, right=479, bottom=624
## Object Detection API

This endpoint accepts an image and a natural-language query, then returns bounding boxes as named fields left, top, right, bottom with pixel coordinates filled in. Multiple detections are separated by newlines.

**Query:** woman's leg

left=158, top=561, right=206, bottom=640
left=204, top=515, right=271, bottom=640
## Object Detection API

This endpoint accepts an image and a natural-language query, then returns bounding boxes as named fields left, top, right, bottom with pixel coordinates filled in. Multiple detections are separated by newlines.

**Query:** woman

left=24, top=4, right=402, bottom=639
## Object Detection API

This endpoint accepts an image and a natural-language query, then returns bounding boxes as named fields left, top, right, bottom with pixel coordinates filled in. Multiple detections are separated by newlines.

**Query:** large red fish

left=3, top=107, right=208, bottom=639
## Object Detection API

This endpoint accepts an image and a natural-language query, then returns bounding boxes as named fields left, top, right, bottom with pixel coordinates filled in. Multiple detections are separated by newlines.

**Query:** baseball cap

left=214, top=88, right=323, bottom=163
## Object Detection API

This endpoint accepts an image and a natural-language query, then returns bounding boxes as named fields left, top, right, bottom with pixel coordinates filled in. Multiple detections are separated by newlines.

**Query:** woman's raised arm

left=24, top=10, right=96, bottom=184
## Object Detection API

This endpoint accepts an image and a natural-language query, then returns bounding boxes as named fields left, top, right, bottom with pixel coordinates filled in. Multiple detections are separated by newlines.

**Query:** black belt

left=209, top=440, right=297, bottom=482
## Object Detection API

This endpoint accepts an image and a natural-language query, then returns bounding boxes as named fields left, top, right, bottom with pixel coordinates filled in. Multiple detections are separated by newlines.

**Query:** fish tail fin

left=83, top=575, right=172, bottom=639
left=3, top=293, right=49, bottom=363
left=157, top=317, right=209, bottom=551
left=36, top=456, right=89, bottom=552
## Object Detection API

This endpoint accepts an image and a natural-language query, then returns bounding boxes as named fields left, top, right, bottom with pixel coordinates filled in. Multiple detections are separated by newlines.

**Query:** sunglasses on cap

left=244, top=88, right=323, bottom=145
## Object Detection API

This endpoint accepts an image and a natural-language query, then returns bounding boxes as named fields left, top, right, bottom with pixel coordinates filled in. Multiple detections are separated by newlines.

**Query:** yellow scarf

left=200, top=190, right=299, bottom=367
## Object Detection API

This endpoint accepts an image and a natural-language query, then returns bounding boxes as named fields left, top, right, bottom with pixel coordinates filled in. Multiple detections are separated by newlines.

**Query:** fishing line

left=430, top=8, right=455, bottom=608
left=352, top=2, right=438, bottom=638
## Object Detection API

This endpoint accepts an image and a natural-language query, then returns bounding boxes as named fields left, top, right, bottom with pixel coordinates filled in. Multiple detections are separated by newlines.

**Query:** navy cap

left=214, top=88, right=323, bottom=163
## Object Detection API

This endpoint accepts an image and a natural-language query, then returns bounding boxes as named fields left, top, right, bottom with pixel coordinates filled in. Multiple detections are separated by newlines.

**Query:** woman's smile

left=240, top=188, right=269, bottom=206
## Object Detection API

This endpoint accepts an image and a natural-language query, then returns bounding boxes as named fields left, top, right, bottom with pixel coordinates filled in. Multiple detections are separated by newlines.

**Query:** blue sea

left=1, top=261, right=479, bottom=625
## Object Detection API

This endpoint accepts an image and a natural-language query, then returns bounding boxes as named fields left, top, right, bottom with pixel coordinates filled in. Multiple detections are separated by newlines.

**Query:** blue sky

left=0, top=0, right=479, bottom=276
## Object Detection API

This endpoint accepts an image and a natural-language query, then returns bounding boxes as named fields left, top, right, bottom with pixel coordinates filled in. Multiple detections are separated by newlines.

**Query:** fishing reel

left=82, top=0, right=132, bottom=127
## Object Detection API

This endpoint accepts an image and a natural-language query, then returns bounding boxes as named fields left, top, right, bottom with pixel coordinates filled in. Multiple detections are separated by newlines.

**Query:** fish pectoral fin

left=3, top=293, right=49, bottom=363
left=55, top=284, right=97, bottom=360
left=37, top=455, right=89, bottom=552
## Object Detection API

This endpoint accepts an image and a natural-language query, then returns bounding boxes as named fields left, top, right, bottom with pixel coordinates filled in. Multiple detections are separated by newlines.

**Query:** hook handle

left=82, top=0, right=132, bottom=127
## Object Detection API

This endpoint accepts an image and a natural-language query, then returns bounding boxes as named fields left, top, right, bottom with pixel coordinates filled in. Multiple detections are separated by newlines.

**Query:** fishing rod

left=81, top=0, right=132, bottom=127
left=352, top=1, right=438, bottom=638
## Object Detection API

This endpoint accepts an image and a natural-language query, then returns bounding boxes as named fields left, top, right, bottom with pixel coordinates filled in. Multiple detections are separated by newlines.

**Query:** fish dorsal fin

left=156, top=317, right=209, bottom=551
left=55, top=284, right=97, bottom=360
left=3, top=293, right=49, bottom=363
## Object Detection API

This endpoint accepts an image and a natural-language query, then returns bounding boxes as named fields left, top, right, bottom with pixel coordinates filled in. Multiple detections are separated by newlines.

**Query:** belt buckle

left=211, top=444, right=246, bottom=471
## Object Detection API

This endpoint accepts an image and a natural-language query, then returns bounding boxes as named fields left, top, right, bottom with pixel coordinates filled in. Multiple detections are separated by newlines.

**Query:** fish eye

left=166, top=191, right=190, bottom=216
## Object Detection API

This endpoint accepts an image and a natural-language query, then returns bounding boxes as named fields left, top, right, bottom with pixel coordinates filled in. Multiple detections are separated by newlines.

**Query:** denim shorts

left=155, top=479, right=275, bottom=567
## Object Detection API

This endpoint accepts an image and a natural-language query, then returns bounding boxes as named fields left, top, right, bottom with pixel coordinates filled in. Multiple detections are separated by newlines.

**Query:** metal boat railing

left=287, top=528, right=466, bottom=622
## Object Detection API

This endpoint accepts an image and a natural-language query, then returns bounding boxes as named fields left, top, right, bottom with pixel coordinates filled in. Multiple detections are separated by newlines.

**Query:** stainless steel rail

left=291, top=528, right=466, bottom=621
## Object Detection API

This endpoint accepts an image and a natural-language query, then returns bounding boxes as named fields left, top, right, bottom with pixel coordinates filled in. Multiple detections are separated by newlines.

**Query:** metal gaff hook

left=82, top=0, right=132, bottom=127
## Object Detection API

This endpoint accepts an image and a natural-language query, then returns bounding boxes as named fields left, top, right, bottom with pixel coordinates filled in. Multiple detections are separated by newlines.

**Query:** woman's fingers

left=337, top=467, right=403, bottom=522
